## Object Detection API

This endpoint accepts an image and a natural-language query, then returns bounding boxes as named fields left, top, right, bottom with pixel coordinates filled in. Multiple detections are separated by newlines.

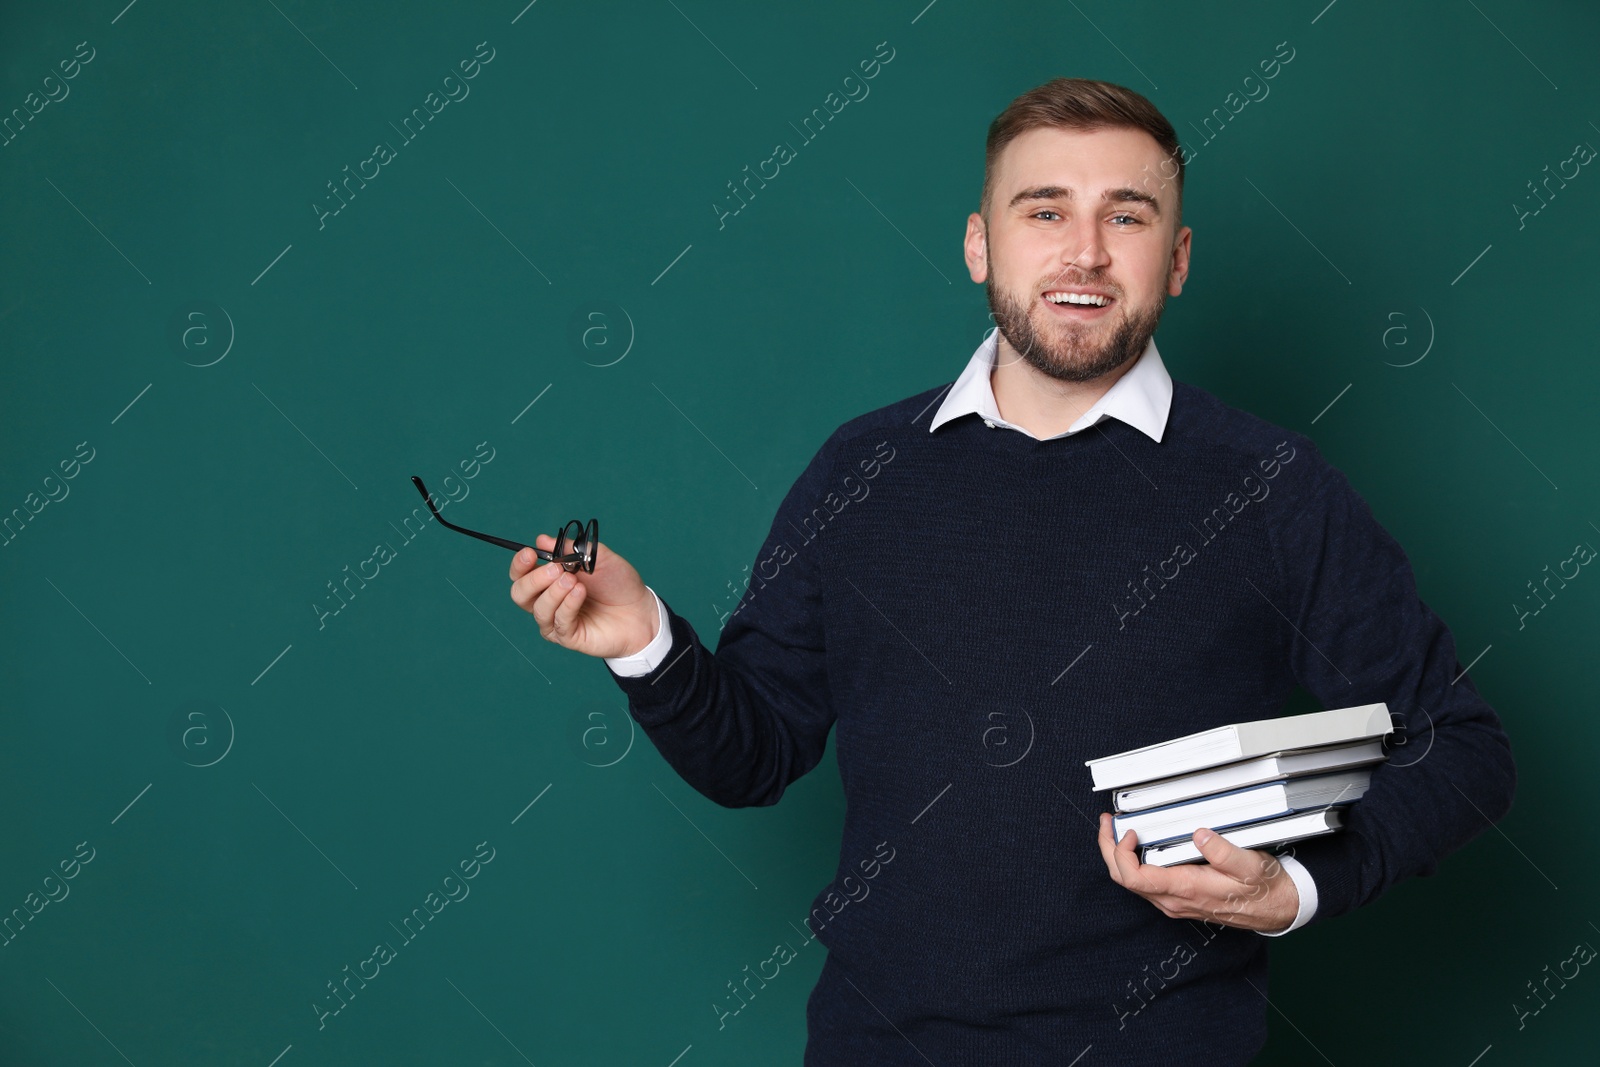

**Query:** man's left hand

left=1096, top=813, right=1299, bottom=933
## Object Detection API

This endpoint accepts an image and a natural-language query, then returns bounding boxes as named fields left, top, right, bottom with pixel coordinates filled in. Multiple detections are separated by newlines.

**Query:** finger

left=509, top=534, right=558, bottom=581
left=1096, top=814, right=1124, bottom=885
left=510, top=541, right=565, bottom=611
left=533, top=566, right=579, bottom=639
left=551, top=573, right=587, bottom=636
left=1120, top=825, right=1184, bottom=908
left=511, top=562, right=563, bottom=616
left=1111, top=827, right=1166, bottom=897
left=1192, top=827, right=1256, bottom=883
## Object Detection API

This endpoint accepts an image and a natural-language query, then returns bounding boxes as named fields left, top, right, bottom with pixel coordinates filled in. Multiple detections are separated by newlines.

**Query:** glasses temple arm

left=411, top=475, right=544, bottom=555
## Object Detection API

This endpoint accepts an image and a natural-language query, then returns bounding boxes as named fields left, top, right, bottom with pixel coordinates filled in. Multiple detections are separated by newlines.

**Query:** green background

left=2, top=1, right=1596, bottom=1063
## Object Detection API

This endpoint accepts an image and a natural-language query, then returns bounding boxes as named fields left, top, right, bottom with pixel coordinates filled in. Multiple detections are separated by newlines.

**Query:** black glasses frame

left=409, top=476, right=597, bottom=573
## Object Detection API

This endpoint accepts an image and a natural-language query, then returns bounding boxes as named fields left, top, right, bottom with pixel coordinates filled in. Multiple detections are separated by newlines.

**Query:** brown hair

left=980, top=77, right=1183, bottom=228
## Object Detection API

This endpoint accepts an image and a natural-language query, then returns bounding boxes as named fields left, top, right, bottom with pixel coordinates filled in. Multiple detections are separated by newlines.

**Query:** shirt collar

left=927, top=329, right=1172, bottom=444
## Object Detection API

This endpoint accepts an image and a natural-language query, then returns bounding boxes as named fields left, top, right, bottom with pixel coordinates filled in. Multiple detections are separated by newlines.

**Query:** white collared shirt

left=928, top=328, right=1172, bottom=443
left=607, top=328, right=1318, bottom=936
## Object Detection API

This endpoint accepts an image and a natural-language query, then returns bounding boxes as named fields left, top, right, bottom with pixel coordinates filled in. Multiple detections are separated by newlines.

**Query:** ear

left=1167, top=224, right=1192, bottom=297
left=964, top=212, right=988, bottom=283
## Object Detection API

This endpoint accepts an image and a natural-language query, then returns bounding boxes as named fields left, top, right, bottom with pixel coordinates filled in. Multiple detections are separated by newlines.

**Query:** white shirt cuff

left=1256, top=852, right=1318, bottom=936
left=604, top=586, right=671, bottom=677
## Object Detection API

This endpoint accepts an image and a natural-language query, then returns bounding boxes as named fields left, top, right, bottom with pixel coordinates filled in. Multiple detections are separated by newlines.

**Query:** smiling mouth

left=1041, top=291, right=1115, bottom=317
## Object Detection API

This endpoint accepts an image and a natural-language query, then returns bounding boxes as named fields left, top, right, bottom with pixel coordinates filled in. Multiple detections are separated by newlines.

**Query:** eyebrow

left=1007, top=184, right=1162, bottom=218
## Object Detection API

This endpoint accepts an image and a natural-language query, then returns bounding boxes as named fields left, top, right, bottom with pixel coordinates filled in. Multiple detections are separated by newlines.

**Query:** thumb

left=1192, top=827, right=1253, bottom=878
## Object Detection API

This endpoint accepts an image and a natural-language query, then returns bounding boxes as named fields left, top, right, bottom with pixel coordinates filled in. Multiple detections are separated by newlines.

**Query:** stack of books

left=1084, top=703, right=1393, bottom=867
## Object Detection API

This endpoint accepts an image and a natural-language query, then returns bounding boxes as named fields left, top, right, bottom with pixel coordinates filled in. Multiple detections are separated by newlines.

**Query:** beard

left=985, top=256, right=1168, bottom=384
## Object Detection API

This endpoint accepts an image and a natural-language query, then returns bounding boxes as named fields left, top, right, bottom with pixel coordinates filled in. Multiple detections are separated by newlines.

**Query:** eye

left=1111, top=213, right=1142, bottom=226
left=1033, top=210, right=1061, bottom=221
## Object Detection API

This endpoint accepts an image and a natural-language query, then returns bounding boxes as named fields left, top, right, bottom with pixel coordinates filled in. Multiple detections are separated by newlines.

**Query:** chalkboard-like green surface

left=3, top=2, right=1596, bottom=1063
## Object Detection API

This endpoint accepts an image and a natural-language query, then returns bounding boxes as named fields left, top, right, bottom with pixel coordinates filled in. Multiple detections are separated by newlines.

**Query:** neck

left=990, top=338, right=1140, bottom=438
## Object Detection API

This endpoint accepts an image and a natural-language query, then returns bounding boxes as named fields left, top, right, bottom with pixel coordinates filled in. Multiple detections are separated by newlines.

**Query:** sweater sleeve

left=1265, top=437, right=1517, bottom=926
left=600, top=430, right=845, bottom=808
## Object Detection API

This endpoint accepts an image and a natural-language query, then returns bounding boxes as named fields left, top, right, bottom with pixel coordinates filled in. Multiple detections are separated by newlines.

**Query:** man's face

left=963, top=125, right=1191, bottom=384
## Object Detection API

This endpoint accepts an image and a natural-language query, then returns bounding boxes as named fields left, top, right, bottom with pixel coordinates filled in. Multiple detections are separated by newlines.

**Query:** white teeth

left=1045, top=291, right=1109, bottom=306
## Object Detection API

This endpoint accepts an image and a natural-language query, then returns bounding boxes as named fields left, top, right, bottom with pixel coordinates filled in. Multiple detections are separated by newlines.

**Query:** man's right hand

left=509, top=535, right=659, bottom=659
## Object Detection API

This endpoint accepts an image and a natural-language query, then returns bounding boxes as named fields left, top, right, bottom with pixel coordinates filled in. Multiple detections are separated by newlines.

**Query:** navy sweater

left=606, top=378, right=1516, bottom=1065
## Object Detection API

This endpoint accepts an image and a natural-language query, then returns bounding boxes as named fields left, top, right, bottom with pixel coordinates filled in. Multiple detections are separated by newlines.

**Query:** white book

left=1113, top=740, right=1388, bottom=813
left=1112, top=769, right=1372, bottom=847
left=1140, top=808, right=1346, bottom=867
left=1084, top=703, right=1392, bottom=792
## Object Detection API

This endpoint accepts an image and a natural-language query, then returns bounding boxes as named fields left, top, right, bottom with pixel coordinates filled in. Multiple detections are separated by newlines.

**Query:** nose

left=1056, top=216, right=1111, bottom=277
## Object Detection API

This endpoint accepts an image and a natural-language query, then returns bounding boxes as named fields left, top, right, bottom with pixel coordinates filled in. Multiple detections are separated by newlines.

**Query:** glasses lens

left=581, top=519, right=598, bottom=572
left=554, top=520, right=581, bottom=570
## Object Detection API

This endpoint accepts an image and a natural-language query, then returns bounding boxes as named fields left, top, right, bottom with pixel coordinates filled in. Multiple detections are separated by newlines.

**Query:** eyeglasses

left=409, top=475, right=597, bottom=573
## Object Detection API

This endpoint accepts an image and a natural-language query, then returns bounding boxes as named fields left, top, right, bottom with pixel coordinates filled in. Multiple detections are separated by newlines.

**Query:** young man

left=508, top=78, right=1515, bottom=1066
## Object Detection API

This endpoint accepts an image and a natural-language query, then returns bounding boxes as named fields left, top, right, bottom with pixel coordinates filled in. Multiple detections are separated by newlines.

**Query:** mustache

left=983, top=247, right=1119, bottom=297
left=1037, top=265, right=1118, bottom=296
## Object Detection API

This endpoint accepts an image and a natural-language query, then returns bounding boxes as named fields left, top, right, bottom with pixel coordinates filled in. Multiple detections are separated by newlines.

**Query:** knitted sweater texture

left=607, top=378, right=1517, bottom=1066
